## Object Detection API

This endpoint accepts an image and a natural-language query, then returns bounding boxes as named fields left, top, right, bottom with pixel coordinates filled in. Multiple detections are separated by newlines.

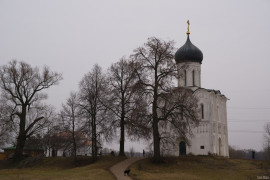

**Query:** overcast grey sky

left=0, top=0, right=269, bottom=152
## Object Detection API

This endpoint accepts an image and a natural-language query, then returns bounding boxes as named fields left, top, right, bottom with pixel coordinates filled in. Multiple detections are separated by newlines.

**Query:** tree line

left=0, top=37, right=200, bottom=163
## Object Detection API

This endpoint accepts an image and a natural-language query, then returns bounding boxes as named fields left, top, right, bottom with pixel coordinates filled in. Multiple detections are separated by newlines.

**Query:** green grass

left=130, top=155, right=270, bottom=180
left=0, top=155, right=126, bottom=180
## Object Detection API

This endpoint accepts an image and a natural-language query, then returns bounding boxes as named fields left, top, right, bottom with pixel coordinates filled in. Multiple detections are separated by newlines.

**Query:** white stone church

left=173, top=24, right=229, bottom=157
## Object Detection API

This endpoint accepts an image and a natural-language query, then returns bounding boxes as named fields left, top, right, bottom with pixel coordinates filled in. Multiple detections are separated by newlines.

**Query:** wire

left=229, top=130, right=264, bottom=133
left=228, top=121, right=265, bottom=123
left=228, top=118, right=269, bottom=121
left=227, top=119, right=269, bottom=123
left=228, top=107, right=270, bottom=110
left=228, top=121, right=269, bottom=122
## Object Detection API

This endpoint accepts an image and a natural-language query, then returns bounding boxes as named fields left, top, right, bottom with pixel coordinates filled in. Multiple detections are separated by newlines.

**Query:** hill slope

left=130, top=156, right=270, bottom=180
left=0, top=156, right=125, bottom=180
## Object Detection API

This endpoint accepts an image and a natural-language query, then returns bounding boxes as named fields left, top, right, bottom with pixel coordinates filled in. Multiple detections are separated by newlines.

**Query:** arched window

left=199, top=72, right=201, bottom=87
left=179, top=141, right=186, bottom=155
left=184, top=70, right=187, bottom=86
left=201, top=104, right=204, bottom=119
left=192, top=70, right=195, bottom=86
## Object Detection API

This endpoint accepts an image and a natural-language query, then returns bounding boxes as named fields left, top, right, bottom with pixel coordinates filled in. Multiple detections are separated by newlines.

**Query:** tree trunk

left=91, top=119, right=95, bottom=161
left=119, top=116, right=125, bottom=156
left=73, top=139, right=77, bottom=163
left=72, top=109, right=77, bottom=163
left=72, top=127, right=77, bottom=163
left=152, top=70, right=162, bottom=163
left=152, top=113, right=161, bottom=162
left=91, top=114, right=97, bottom=162
left=119, top=94, right=125, bottom=156
left=94, top=121, right=97, bottom=161
left=14, top=132, right=26, bottom=161
left=14, top=106, right=27, bottom=161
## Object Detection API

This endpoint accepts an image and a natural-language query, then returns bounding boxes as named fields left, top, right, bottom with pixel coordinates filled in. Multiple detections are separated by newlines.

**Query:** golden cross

left=187, top=20, right=190, bottom=35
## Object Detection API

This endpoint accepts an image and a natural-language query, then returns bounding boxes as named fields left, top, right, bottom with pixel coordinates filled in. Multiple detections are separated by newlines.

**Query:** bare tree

left=0, top=96, right=13, bottom=147
left=43, top=124, right=68, bottom=157
left=79, top=64, right=113, bottom=162
left=0, top=60, right=62, bottom=161
left=158, top=88, right=199, bottom=154
left=229, top=146, right=245, bottom=159
left=264, top=123, right=270, bottom=160
left=60, top=92, right=84, bottom=162
left=132, top=37, right=199, bottom=162
left=106, top=58, right=148, bottom=156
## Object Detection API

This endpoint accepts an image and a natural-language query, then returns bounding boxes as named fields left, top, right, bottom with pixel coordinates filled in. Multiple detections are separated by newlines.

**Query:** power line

left=228, top=107, right=270, bottom=110
left=228, top=119, right=269, bottom=121
left=228, top=119, right=270, bottom=122
left=228, top=121, right=268, bottom=123
left=228, top=120, right=270, bottom=123
left=227, top=118, right=270, bottom=123
left=229, top=130, right=264, bottom=133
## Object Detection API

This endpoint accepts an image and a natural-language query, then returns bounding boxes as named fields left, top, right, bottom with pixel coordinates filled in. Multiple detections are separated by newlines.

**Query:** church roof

left=205, top=89, right=221, bottom=94
left=193, top=88, right=228, bottom=99
left=175, top=34, right=203, bottom=64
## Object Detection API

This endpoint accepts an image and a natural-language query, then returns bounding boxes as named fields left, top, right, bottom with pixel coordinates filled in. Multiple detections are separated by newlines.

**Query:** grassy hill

left=1, top=155, right=269, bottom=180
left=0, top=155, right=125, bottom=180
left=130, top=155, right=270, bottom=180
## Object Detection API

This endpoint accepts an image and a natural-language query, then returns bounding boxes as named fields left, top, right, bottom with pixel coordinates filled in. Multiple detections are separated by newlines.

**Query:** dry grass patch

left=0, top=155, right=126, bottom=180
left=130, top=156, right=270, bottom=180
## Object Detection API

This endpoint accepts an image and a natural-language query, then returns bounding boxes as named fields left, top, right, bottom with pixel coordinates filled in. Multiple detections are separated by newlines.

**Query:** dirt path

left=110, top=157, right=144, bottom=180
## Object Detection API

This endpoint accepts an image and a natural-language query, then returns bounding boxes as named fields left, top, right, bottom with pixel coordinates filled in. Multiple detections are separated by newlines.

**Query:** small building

left=1, top=146, right=44, bottom=159
left=0, top=152, right=6, bottom=160
left=47, top=131, right=102, bottom=157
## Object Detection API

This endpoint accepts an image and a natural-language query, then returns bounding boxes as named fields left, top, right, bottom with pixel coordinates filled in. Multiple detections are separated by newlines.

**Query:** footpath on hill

left=110, top=157, right=144, bottom=180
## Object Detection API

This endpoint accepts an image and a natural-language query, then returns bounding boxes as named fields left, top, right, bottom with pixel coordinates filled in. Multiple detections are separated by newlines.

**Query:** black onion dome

left=175, top=35, right=203, bottom=64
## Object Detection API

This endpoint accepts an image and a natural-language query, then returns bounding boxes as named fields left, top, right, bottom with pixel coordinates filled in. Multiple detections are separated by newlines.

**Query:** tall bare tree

left=132, top=37, right=199, bottom=162
left=264, top=123, right=270, bottom=160
left=0, top=96, right=13, bottom=147
left=60, top=92, right=84, bottom=162
left=0, top=60, right=62, bottom=160
left=157, top=88, right=199, bottom=155
left=79, top=64, right=113, bottom=162
left=107, top=58, right=148, bottom=156
left=43, top=124, right=67, bottom=157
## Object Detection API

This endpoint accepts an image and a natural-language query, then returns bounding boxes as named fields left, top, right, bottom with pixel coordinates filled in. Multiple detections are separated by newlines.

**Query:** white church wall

left=191, top=89, right=213, bottom=155
left=188, top=122, right=211, bottom=155
left=186, top=89, right=229, bottom=157
left=177, top=62, right=201, bottom=87
left=210, top=94, right=229, bottom=157
left=171, top=90, right=229, bottom=157
left=219, top=96, right=229, bottom=157
left=173, top=61, right=229, bottom=157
